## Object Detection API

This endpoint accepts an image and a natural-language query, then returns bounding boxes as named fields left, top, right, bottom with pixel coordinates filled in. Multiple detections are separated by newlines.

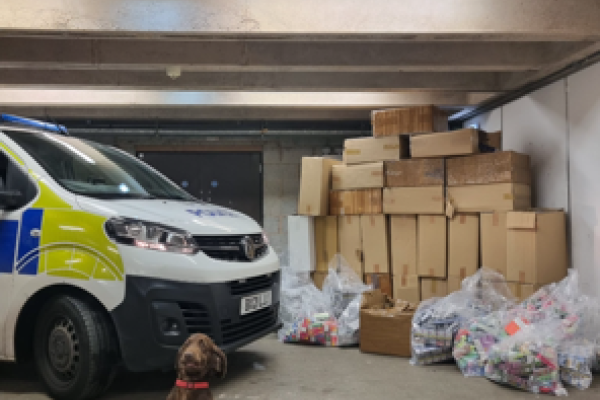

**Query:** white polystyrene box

left=287, top=215, right=316, bottom=272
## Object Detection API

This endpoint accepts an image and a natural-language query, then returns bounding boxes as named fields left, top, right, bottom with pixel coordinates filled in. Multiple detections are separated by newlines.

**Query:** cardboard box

left=420, top=278, right=448, bottom=300
left=447, top=183, right=531, bottom=212
left=361, top=215, right=390, bottom=274
left=393, top=275, right=420, bottom=303
left=298, top=157, right=341, bottom=216
left=314, top=216, right=338, bottom=272
left=331, top=162, right=384, bottom=190
left=385, top=159, right=445, bottom=187
left=448, top=213, right=480, bottom=279
left=329, top=188, right=383, bottom=215
left=480, top=212, right=508, bottom=277
left=287, top=216, right=316, bottom=272
left=417, top=215, right=447, bottom=278
left=383, top=186, right=445, bottom=215
left=372, top=105, right=448, bottom=137
left=507, top=282, right=542, bottom=302
left=311, top=272, right=328, bottom=290
left=486, top=131, right=503, bottom=151
left=447, top=151, right=531, bottom=186
left=410, top=128, right=479, bottom=158
left=447, top=276, right=462, bottom=293
left=506, top=210, right=568, bottom=285
left=337, top=216, right=363, bottom=277
left=359, top=290, right=417, bottom=357
left=343, top=136, right=408, bottom=164
left=390, top=215, right=418, bottom=277
left=364, top=273, right=393, bottom=298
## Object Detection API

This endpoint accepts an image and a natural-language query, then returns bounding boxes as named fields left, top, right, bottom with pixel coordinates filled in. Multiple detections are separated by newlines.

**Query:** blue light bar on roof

left=0, top=114, right=68, bottom=134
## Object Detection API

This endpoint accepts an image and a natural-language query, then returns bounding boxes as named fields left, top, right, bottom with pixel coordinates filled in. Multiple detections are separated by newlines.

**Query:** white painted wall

left=465, top=61, right=600, bottom=295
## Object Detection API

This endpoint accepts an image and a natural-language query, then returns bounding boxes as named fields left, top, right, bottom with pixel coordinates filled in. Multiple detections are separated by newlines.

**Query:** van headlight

left=105, top=218, right=199, bottom=254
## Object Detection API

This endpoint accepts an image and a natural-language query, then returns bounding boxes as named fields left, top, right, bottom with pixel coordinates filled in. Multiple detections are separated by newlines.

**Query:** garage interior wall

left=465, top=61, right=600, bottom=296
left=78, top=134, right=344, bottom=263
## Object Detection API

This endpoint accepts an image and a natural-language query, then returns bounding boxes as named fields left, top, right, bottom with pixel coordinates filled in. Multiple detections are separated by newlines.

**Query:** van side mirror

left=0, top=189, right=22, bottom=210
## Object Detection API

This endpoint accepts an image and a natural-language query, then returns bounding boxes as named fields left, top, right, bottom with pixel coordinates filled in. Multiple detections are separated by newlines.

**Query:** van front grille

left=177, top=302, right=213, bottom=336
left=193, top=234, right=267, bottom=262
left=229, top=272, right=279, bottom=296
left=220, top=306, right=279, bottom=345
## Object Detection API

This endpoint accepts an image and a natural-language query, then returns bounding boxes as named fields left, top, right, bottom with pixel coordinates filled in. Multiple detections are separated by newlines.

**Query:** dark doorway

left=137, top=151, right=263, bottom=224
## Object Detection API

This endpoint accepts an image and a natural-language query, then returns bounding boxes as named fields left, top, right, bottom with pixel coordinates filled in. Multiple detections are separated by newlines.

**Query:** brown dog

left=167, top=333, right=227, bottom=400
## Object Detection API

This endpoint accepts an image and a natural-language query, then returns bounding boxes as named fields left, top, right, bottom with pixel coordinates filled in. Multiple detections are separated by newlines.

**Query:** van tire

left=33, top=295, right=118, bottom=400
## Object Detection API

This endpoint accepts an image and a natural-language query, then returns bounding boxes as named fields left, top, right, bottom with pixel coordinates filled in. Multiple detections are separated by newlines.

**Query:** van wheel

left=34, top=295, right=118, bottom=400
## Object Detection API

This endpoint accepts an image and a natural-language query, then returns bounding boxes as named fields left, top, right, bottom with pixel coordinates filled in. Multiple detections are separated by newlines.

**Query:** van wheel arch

left=15, top=284, right=121, bottom=364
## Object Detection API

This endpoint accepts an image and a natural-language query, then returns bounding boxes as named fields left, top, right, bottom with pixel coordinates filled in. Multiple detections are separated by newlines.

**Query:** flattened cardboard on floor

left=383, top=186, right=445, bottom=215
left=480, top=212, right=508, bottom=277
left=288, top=216, right=316, bottom=272
left=393, top=275, right=420, bottom=303
left=417, top=215, right=447, bottom=278
left=364, top=273, right=393, bottom=298
left=420, top=278, right=448, bottom=300
left=298, top=157, right=341, bottom=216
left=314, top=216, right=338, bottom=273
left=331, top=162, right=384, bottom=190
left=410, top=128, right=479, bottom=158
left=385, top=159, right=445, bottom=187
left=506, top=210, right=568, bottom=285
left=359, top=290, right=417, bottom=357
left=337, top=216, right=363, bottom=277
left=343, top=136, right=409, bottom=164
left=446, top=151, right=531, bottom=186
left=361, top=215, right=390, bottom=274
left=448, top=213, right=479, bottom=279
left=329, top=188, right=383, bottom=215
left=372, top=105, right=448, bottom=137
left=390, top=215, right=417, bottom=278
left=447, top=183, right=531, bottom=212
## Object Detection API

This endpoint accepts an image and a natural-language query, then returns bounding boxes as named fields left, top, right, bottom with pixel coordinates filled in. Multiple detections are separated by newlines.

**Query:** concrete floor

left=1, top=334, right=599, bottom=400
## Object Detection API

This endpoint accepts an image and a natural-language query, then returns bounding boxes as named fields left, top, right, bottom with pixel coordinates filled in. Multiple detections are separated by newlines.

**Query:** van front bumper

left=110, top=272, right=281, bottom=372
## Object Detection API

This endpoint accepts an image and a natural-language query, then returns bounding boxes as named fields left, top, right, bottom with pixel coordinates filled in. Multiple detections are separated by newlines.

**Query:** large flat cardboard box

left=331, top=162, right=384, bottom=190
left=361, top=215, right=390, bottom=274
left=360, top=290, right=417, bottom=357
left=343, top=136, right=408, bottom=164
left=420, top=278, right=448, bottom=300
left=448, top=213, right=480, bottom=279
left=329, top=188, right=383, bottom=215
left=383, top=186, right=445, bottom=215
left=298, top=157, right=341, bottom=216
left=417, top=215, right=447, bottom=278
left=314, top=216, right=338, bottom=272
left=507, top=282, right=542, bottom=302
left=385, top=159, right=445, bottom=187
left=480, top=212, right=508, bottom=277
left=390, top=215, right=417, bottom=278
left=410, top=128, right=479, bottom=158
left=364, top=273, right=393, bottom=298
left=447, top=151, right=531, bottom=186
left=287, top=216, right=316, bottom=272
left=447, top=183, right=531, bottom=212
left=337, top=216, right=363, bottom=277
left=393, top=275, right=420, bottom=303
left=311, top=272, right=328, bottom=290
left=506, top=210, right=568, bottom=285
left=447, top=276, right=462, bottom=293
left=372, top=105, right=448, bottom=137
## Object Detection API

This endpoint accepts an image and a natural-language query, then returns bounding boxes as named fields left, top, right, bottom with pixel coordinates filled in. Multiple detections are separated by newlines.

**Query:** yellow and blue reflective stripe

left=16, top=209, right=43, bottom=275
left=0, top=220, right=18, bottom=273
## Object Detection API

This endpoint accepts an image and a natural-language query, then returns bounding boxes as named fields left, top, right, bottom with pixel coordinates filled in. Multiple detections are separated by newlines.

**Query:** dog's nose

left=183, top=353, right=194, bottom=362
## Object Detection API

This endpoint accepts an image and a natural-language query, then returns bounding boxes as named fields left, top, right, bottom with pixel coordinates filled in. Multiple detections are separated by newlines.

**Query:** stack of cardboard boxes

left=293, top=105, right=568, bottom=303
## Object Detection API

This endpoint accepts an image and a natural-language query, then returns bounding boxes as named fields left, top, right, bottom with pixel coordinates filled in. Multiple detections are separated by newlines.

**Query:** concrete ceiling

left=1, top=0, right=600, bottom=123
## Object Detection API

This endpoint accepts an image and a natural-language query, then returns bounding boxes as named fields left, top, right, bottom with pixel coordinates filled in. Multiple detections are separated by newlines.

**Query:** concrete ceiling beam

left=3, top=0, right=600, bottom=41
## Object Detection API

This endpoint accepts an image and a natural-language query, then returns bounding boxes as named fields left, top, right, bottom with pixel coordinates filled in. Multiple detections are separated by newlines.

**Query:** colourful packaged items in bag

left=558, top=342, right=596, bottom=390
left=281, top=314, right=339, bottom=346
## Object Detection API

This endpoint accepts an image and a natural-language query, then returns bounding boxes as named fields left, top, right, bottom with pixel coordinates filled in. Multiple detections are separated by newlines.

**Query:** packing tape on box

left=503, top=193, right=514, bottom=200
left=519, top=271, right=526, bottom=282
left=374, top=264, right=380, bottom=273
left=515, top=284, right=522, bottom=299
left=431, top=279, right=437, bottom=293
left=383, top=144, right=400, bottom=150
left=492, top=212, right=500, bottom=226
left=371, top=171, right=383, bottom=176
left=460, top=214, right=466, bottom=224
left=403, top=264, right=409, bottom=276
left=429, top=268, right=435, bottom=277
left=345, top=149, right=361, bottom=155
left=460, top=268, right=466, bottom=280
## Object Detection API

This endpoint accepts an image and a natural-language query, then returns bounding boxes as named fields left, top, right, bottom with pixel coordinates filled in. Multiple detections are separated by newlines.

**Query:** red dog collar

left=176, top=380, right=209, bottom=390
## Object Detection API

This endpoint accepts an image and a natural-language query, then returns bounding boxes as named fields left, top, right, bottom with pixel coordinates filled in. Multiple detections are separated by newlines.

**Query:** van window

left=0, top=148, right=37, bottom=209
left=4, top=130, right=195, bottom=201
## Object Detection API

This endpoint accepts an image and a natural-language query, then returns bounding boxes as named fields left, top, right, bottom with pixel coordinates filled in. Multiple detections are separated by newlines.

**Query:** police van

left=0, top=115, right=280, bottom=400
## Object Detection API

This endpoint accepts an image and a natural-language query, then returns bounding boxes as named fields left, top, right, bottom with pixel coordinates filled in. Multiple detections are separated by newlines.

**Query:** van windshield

left=5, top=130, right=196, bottom=201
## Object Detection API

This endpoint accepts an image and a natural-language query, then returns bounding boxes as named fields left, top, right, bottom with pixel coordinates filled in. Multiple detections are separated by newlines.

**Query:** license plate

left=240, top=291, right=272, bottom=315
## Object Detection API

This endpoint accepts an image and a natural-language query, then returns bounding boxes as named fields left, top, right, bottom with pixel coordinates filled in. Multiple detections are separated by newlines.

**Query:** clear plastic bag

left=412, top=268, right=515, bottom=366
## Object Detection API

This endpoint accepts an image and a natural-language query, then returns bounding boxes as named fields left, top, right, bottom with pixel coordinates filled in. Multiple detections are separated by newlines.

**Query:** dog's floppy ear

left=175, top=336, right=193, bottom=369
left=209, top=342, right=227, bottom=378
